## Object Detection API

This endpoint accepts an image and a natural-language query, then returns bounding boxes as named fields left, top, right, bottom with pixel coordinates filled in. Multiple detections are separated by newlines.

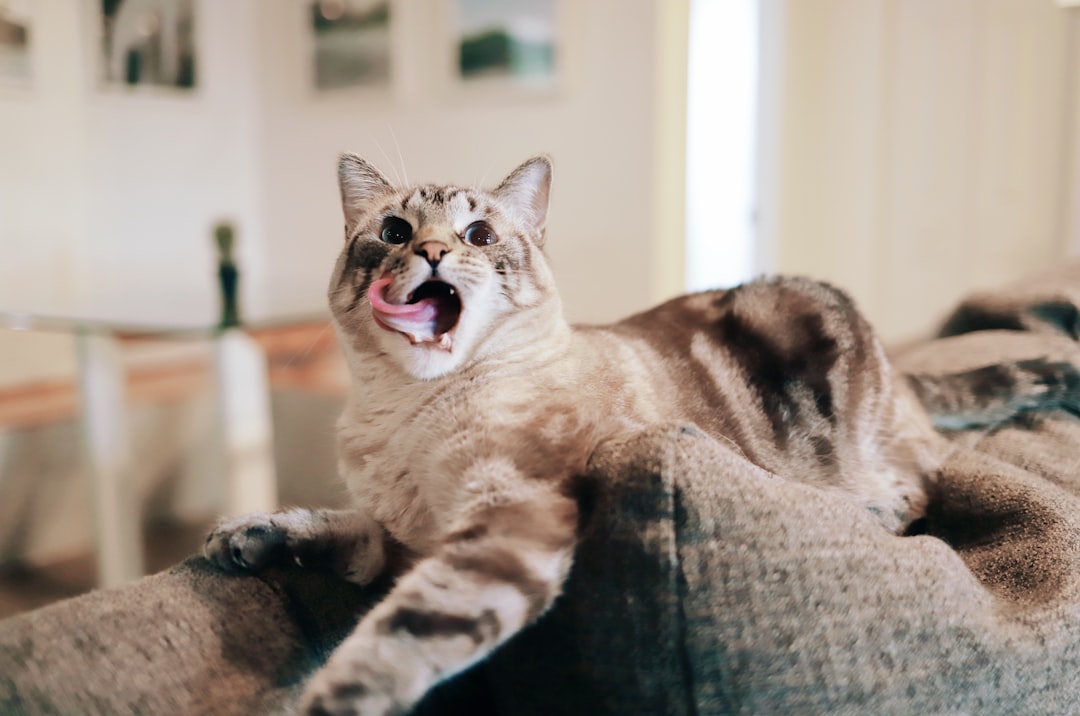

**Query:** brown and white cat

left=205, top=155, right=1079, bottom=715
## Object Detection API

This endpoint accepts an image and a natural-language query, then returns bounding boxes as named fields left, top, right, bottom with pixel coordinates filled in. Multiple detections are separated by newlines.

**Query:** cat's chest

left=337, top=369, right=599, bottom=549
left=337, top=391, right=451, bottom=546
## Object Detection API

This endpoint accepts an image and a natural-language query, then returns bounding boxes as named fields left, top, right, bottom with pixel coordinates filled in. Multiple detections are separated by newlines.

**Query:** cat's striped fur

left=204, top=155, right=1079, bottom=716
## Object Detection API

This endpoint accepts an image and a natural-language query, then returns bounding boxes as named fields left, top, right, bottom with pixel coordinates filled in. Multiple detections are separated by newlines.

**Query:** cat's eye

left=380, top=217, right=413, bottom=245
left=463, top=221, right=498, bottom=247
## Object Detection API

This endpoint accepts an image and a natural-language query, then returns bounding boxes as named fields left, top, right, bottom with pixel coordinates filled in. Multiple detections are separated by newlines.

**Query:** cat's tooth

left=439, top=333, right=453, bottom=351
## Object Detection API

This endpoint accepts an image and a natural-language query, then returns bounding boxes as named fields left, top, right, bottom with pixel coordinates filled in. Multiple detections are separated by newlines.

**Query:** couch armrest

left=0, top=558, right=378, bottom=715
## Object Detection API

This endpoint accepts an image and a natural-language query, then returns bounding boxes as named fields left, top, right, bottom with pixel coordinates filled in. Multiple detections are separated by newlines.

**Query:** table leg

left=213, top=329, right=278, bottom=516
left=74, top=331, right=144, bottom=588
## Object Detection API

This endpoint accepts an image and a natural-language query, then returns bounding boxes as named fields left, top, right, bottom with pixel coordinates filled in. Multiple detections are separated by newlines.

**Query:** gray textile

left=6, top=268, right=1080, bottom=715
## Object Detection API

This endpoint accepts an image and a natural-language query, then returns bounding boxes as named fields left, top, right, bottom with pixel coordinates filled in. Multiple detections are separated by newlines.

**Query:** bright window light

left=685, top=0, right=759, bottom=292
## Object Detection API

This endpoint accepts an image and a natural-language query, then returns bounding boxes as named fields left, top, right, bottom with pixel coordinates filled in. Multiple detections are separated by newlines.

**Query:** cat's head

left=329, top=154, right=562, bottom=380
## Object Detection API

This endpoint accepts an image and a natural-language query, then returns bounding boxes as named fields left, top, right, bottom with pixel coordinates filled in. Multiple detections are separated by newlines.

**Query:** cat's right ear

left=338, top=153, right=394, bottom=230
left=494, top=155, right=552, bottom=244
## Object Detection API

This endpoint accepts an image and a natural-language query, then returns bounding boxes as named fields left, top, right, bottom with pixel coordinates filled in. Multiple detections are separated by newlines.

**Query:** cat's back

left=601, top=277, right=923, bottom=521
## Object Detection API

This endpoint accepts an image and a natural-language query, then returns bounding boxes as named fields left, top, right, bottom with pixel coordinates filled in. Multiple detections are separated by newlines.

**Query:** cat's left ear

left=494, top=155, right=552, bottom=244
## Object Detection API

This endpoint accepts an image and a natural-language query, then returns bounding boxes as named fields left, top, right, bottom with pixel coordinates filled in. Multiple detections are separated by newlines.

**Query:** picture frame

left=310, top=0, right=393, bottom=93
left=0, top=0, right=31, bottom=86
left=97, top=0, right=197, bottom=92
left=444, top=0, right=560, bottom=100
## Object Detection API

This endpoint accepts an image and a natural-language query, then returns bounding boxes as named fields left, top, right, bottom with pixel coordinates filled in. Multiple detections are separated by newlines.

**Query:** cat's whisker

left=385, top=121, right=409, bottom=187
left=476, top=158, right=497, bottom=189
left=370, top=136, right=403, bottom=187
left=280, top=322, right=332, bottom=372
left=714, top=431, right=749, bottom=460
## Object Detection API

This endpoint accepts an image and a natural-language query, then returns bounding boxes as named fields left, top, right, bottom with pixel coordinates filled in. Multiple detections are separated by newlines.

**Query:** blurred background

left=0, top=0, right=1078, bottom=612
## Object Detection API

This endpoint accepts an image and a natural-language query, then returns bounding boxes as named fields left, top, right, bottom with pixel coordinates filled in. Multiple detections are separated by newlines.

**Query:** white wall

left=1066, top=10, right=1080, bottom=256
left=82, top=0, right=266, bottom=302
left=0, top=0, right=267, bottom=386
left=250, top=0, right=669, bottom=325
left=761, top=0, right=1077, bottom=342
left=0, top=4, right=86, bottom=299
left=0, top=3, right=88, bottom=386
left=0, top=0, right=678, bottom=389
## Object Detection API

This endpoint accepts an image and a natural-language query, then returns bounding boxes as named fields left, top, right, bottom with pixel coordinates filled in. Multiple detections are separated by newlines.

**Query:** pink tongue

left=368, top=277, right=440, bottom=341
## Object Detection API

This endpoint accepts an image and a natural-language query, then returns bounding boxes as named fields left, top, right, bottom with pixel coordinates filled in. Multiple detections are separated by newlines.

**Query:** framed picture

left=99, top=0, right=196, bottom=90
left=0, top=0, right=31, bottom=84
left=311, top=0, right=391, bottom=91
left=451, top=0, right=558, bottom=94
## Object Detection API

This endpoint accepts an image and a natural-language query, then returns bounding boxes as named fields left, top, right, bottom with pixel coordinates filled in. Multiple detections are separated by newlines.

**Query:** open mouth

left=368, top=277, right=463, bottom=350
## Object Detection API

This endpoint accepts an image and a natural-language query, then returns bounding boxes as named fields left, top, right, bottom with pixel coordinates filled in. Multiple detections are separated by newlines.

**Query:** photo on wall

left=0, top=0, right=31, bottom=83
left=311, top=0, right=391, bottom=91
left=454, top=0, right=557, bottom=90
left=100, top=0, right=196, bottom=90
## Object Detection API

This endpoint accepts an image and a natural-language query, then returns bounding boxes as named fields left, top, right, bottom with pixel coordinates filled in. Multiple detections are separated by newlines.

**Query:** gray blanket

left=5, top=267, right=1080, bottom=715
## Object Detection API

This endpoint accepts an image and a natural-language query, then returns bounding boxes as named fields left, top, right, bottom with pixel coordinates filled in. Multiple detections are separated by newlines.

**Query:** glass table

left=0, top=282, right=329, bottom=589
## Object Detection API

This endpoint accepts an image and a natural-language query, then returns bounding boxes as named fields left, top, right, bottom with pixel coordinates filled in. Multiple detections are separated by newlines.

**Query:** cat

left=204, top=154, right=1079, bottom=715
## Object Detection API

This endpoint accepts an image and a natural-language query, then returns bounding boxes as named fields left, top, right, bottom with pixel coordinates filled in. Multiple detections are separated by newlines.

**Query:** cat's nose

left=415, top=241, right=451, bottom=269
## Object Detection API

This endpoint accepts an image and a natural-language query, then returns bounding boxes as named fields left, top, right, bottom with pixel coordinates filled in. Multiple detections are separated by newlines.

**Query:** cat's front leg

left=203, top=508, right=391, bottom=584
left=297, top=494, right=579, bottom=716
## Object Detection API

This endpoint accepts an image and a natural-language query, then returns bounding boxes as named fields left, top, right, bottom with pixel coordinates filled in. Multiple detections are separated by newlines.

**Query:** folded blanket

left=6, top=268, right=1080, bottom=715
left=936, top=262, right=1080, bottom=339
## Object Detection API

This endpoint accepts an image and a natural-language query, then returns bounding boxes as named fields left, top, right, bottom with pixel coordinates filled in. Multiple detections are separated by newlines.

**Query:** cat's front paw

left=297, top=629, right=431, bottom=716
left=203, top=508, right=390, bottom=582
left=203, top=513, right=288, bottom=573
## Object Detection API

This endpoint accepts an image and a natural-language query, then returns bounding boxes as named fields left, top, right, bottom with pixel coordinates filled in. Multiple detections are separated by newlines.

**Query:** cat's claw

left=203, top=513, right=288, bottom=573
left=203, top=508, right=390, bottom=583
